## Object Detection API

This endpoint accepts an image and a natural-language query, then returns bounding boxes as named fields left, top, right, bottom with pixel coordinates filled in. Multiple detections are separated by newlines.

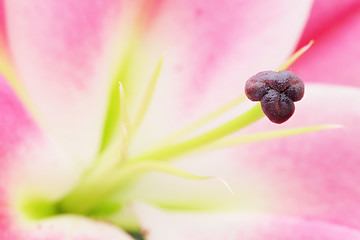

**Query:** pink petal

left=124, top=84, right=360, bottom=230
left=129, top=0, right=313, bottom=147
left=235, top=84, right=360, bottom=228
left=135, top=203, right=360, bottom=240
left=297, top=0, right=360, bottom=46
left=0, top=1, right=9, bottom=56
left=291, top=0, right=360, bottom=87
left=0, top=75, right=130, bottom=238
left=2, top=0, right=122, bottom=160
left=0, top=74, right=71, bottom=202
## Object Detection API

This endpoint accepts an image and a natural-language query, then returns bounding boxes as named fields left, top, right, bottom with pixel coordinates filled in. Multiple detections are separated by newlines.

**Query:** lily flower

left=0, top=0, right=359, bottom=239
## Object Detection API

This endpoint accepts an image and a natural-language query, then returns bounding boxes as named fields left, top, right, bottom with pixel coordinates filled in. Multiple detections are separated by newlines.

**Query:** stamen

left=59, top=54, right=167, bottom=214
left=99, top=80, right=122, bottom=153
left=88, top=83, right=131, bottom=171
left=99, top=37, right=138, bottom=153
left=131, top=103, right=264, bottom=162
left=162, top=94, right=247, bottom=143
left=58, top=161, right=236, bottom=214
left=114, top=161, right=236, bottom=197
left=119, top=81, right=130, bottom=128
left=157, top=41, right=314, bottom=144
left=120, top=123, right=129, bottom=164
left=118, top=81, right=130, bottom=162
left=131, top=51, right=165, bottom=136
left=118, top=161, right=219, bottom=182
left=203, top=124, right=343, bottom=151
left=277, top=40, right=314, bottom=71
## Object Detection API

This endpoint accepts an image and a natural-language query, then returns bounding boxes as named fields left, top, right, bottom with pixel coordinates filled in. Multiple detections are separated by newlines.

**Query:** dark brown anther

left=245, top=70, right=304, bottom=124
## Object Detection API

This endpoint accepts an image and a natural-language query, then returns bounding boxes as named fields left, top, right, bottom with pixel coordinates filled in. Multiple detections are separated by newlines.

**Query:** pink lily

left=0, top=1, right=359, bottom=240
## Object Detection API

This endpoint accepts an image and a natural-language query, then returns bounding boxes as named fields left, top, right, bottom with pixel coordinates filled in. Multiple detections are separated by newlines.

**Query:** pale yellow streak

left=0, top=53, right=44, bottom=127
left=205, top=124, right=343, bottom=151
